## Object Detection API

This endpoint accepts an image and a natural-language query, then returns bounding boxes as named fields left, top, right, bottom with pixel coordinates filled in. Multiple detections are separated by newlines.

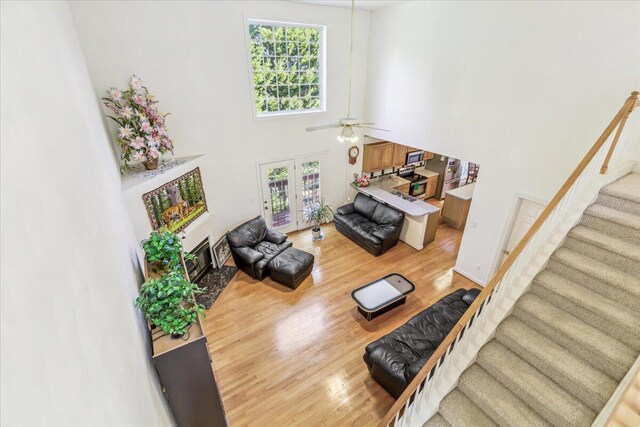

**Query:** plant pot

left=170, top=332, right=185, bottom=340
left=148, top=260, right=167, bottom=275
left=142, top=157, right=159, bottom=170
left=311, top=227, right=324, bottom=241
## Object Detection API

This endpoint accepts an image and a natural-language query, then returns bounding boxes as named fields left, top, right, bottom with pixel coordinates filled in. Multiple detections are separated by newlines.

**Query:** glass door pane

left=300, top=160, right=321, bottom=215
left=259, top=160, right=297, bottom=232
left=295, top=156, right=324, bottom=230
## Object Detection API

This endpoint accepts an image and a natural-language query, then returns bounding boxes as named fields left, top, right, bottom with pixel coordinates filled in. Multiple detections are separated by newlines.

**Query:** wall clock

left=348, top=146, right=360, bottom=165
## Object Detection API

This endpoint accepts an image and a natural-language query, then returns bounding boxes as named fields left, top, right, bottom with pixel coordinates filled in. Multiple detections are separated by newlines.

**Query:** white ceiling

left=295, top=0, right=398, bottom=11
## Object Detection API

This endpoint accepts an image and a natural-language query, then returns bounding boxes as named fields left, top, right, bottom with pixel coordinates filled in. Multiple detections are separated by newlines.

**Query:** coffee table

left=351, top=274, right=415, bottom=320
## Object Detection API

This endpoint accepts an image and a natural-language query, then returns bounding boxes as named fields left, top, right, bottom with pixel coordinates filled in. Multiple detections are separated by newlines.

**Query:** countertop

left=351, top=183, right=440, bottom=217
left=445, top=183, right=475, bottom=201
left=414, top=168, right=439, bottom=179
left=370, top=175, right=411, bottom=192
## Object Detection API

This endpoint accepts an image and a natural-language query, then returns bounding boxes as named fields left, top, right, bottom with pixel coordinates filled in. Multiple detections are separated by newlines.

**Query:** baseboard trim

left=453, top=267, right=486, bottom=288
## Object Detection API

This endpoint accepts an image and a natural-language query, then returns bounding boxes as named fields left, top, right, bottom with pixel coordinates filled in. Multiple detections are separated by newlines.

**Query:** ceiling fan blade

left=358, top=125, right=391, bottom=132
left=358, top=123, right=377, bottom=126
left=306, top=123, right=340, bottom=132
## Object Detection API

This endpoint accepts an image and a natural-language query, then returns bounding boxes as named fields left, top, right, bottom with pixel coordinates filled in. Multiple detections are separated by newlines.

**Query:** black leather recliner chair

left=226, top=216, right=292, bottom=280
left=333, top=193, right=405, bottom=256
left=363, top=288, right=481, bottom=398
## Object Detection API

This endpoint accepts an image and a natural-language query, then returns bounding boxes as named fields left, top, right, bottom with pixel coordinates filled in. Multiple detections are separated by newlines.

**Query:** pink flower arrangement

left=353, top=176, right=370, bottom=187
left=103, top=75, right=174, bottom=171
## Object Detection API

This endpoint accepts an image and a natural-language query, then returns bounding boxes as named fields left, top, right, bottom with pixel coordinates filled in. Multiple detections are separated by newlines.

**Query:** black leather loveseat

left=226, top=216, right=293, bottom=280
left=364, top=288, right=481, bottom=398
left=334, top=193, right=405, bottom=256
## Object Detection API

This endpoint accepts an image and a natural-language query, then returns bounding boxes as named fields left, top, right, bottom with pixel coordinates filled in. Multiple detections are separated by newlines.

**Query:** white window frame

left=246, top=18, right=327, bottom=119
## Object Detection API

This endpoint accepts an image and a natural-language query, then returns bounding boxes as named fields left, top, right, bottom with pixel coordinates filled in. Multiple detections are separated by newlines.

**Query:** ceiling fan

left=305, top=0, right=390, bottom=143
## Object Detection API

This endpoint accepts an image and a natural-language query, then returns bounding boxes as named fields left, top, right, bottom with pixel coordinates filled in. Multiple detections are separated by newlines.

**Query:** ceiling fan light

left=338, top=126, right=352, bottom=143
left=345, top=126, right=358, bottom=143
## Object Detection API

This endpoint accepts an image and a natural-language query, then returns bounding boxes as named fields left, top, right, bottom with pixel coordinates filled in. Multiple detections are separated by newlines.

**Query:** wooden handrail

left=601, top=91, right=638, bottom=174
left=379, top=91, right=639, bottom=427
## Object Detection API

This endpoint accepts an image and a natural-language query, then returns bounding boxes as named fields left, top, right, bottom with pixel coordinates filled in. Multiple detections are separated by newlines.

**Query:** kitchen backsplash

left=363, top=160, right=426, bottom=179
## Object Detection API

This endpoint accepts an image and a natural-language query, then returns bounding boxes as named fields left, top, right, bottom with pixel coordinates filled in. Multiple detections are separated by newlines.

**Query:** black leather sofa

left=226, top=216, right=293, bottom=280
left=363, top=288, right=481, bottom=398
left=334, top=193, right=405, bottom=256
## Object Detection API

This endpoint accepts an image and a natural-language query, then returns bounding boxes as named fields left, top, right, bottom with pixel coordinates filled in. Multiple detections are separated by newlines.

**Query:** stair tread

left=496, top=317, right=617, bottom=411
left=584, top=203, right=640, bottom=231
left=569, top=225, right=640, bottom=263
left=458, top=364, right=550, bottom=427
left=534, top=270, right=640, bottom=325
left=551, top=247, right=640, bottom=297
left=423, top=413, right=451, bottom=427
left=439, top=389, right=497, bottom=427
left=513, top=293, right=636, bottom=380
left=476, top=341, right=595, bottom=426
left=601, top=173, right=640, bottom=203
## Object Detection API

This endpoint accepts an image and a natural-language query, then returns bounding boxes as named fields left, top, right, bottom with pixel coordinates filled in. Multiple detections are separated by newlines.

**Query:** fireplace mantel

left=120, top=155, right=204, bottom=192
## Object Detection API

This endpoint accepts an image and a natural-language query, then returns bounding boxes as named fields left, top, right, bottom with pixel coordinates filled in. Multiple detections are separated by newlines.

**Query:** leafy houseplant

left=136, top=270, right=205, bottom=338
left=302, top=199, right=334, bottom=241
left=142, top=230, right=194, bottom=274
left=102, top=75, right=174, bottom=172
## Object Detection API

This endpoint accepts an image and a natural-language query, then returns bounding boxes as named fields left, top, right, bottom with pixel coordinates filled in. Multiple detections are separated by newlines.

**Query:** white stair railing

left=380, top=91, right=639, bottom=427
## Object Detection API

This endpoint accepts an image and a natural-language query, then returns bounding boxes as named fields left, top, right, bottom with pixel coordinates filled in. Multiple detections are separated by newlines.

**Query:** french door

left=259, top=155, right=324, bottom=233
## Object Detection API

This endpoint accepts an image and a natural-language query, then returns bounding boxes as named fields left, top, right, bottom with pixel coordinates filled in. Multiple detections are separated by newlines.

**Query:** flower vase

left=142, top=157, right=159, bottom=170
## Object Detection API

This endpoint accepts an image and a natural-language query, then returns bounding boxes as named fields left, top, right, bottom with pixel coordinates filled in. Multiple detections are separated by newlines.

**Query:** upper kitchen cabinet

left=392, top=144, right=407, bottom=167
left=363, top=142, right=394, bottom=172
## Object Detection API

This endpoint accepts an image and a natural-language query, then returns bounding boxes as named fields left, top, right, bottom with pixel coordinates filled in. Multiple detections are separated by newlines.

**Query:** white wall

left=0, top=2, right=174, bottom=425
left=365, top=1, right=640, bottom=284
left=70, top=1, right=370, bottom=238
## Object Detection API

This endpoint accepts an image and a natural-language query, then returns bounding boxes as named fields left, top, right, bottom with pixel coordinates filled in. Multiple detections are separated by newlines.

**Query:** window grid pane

left=249, top=22, right=323, bottom=115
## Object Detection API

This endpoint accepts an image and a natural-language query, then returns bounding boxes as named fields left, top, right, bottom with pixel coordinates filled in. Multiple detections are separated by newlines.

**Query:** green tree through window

left=248, top=21, right=323, bottom=115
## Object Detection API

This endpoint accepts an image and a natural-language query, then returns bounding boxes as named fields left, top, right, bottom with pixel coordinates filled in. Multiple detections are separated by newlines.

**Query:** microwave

left=406, top=150, right=424, bottom=165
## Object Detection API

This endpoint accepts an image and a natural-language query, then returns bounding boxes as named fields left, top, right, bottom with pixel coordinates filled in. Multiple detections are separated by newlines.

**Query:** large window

left=248, top=20, right=325, bottom=117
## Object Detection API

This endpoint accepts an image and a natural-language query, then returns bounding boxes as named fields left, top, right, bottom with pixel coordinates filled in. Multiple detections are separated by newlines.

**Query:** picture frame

left=212, top=234, right=232, bottom=268
left=142, top=167, right=208, bottom=233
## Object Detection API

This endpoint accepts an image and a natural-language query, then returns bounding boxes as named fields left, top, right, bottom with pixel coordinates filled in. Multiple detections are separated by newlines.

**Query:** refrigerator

left=425, top=154, right=468, bottom=200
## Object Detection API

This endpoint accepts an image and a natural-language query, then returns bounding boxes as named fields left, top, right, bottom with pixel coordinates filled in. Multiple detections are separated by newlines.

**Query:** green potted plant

left=142, top=230, right=194, bottom=274
left=302, top=199, right=334, bottom=240
left=135, top=270, right=205, bottom=339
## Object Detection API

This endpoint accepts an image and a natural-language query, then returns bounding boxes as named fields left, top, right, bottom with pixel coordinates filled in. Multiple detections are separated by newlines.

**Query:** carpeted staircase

left=425, top=171, right=640, bottom=427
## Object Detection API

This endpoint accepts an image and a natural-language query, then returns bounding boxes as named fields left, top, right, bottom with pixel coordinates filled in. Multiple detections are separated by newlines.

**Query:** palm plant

left=302, top=199, right=334, bottom=239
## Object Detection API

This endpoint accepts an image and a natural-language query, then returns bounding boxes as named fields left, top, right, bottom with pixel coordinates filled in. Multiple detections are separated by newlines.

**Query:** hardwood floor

left=203, top=221, right=478, bottom=426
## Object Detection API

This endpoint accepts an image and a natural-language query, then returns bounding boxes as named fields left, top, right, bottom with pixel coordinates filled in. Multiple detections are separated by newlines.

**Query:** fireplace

left=185, top=238, right=214, bottom=283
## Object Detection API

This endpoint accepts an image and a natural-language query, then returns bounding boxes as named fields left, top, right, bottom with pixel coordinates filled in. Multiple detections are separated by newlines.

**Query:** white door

left=295, top=157, right=323, bottom=230
left=259, top=160, right=298, bottom=233
left=501, top=198, right=545, bottom=264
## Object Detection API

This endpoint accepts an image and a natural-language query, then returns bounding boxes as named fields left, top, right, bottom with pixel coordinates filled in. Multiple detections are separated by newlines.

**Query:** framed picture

left=142, top=167, right=208, bottom=233
left=212, top=234, right=232, bottom=268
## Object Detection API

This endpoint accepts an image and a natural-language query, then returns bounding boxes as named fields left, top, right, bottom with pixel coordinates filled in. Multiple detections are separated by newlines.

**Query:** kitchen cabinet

left=363, top=143, right=383, bottom=171
left=381, top=144, right=394, bottom=169
left=424, top=151, right=435, bottom=160
left=442, top=184, right=475, bottom=229
left=363, top=142, right=394, bottom=172
left=425, top=176, right=438, bottom=199
left=392, top=144, right=408, bottom=167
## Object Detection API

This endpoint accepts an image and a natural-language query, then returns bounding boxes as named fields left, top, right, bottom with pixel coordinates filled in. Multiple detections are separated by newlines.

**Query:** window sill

left=255, top=108, right=327, bottom=121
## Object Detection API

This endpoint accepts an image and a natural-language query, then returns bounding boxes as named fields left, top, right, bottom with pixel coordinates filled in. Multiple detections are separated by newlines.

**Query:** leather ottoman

left=268, top=247, right=314, bottom=289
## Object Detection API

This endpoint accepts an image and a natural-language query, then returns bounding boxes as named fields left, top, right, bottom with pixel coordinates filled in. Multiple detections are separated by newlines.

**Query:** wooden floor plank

left=204, top=221, right=478, bottom=426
